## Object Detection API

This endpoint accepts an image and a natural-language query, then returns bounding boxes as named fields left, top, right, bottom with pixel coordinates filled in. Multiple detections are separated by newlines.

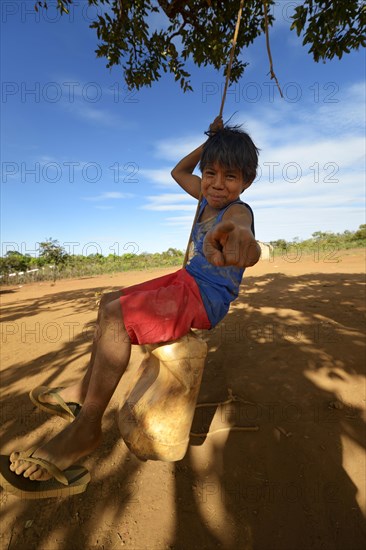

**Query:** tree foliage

left=38, top=238, right=68, bottom=281
left=39, top=238, right=68, bottom=265
left=2, top=251, right=32, bottom=273
left=269, top=224, right=366, bottom=251
left=1, top=226, right=365, bottom=283
left=35, top=0, right=365, bottom=91
left=354, top=223, right=366, bottom=240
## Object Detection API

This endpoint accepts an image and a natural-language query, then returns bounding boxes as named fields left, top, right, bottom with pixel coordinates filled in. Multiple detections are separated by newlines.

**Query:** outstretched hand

left=203, top=221, right=260, bottom=268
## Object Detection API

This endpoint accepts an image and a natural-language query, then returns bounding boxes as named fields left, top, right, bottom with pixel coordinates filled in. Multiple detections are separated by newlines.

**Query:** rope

left=191, top=426, right=259, bottom=437
left=182, top=198, right=202, bottom=267
left=182, top=2, right=260, bottom=439
left=263, top=1, right=283, bottom=97
left=182, top=0, right=245, bottom=267
left=190, top=388, right=259, bottom=437
left=219, top=0, right=245, bottom=118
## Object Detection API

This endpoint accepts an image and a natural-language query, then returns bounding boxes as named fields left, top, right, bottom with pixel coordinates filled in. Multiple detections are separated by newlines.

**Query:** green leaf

left=37, top=0, right=366, bottom=92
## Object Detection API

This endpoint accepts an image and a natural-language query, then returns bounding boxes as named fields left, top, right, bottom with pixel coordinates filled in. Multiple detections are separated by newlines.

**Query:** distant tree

left=0, top=257, right=8, bottom=277
left=4, top=251, right=32, bottom=273
left=39, top=238, right=68, bottom=282
left=35, top=0, right=365, bottom=91
left=311, top=231, right=329, bottom=240
left=122, top=252, right=138, bottom=261
left=354, top=224, right=366, bottom=240
left=342, top=230, right=353, bottom=239
left=270, top=239, right=287, bottom=249
left=87, top=253, right=105, bottom=262
left=165, top=247, right=183, bottom=257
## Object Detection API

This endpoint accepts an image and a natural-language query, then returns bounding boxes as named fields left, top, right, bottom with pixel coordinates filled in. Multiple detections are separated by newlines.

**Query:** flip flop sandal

left=0, top=447, right=90, bottom=499
left=29, top=387, right=82, bottom=422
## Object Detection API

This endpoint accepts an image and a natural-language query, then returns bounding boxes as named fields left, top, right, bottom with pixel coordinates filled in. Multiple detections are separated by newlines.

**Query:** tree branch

left=169, top=21, right=186, bottom=41
left=158, top=0, right=203, bottom=32
left=157, top=1, right=186, bottom=19
left=263, top=0, right=283, bottom=98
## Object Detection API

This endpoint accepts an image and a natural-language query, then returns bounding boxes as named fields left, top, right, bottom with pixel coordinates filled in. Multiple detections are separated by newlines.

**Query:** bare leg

left=39, top=291, right=123, bottom=406
left=10, top=296, right=131, bottom=480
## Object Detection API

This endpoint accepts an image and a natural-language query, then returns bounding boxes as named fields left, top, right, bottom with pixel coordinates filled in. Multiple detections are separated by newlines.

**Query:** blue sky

left=1, top=1, right=365, bottom=256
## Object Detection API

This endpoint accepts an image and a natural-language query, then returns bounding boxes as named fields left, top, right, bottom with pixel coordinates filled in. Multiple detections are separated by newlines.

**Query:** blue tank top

left=185, top=197, right=255, bottom=327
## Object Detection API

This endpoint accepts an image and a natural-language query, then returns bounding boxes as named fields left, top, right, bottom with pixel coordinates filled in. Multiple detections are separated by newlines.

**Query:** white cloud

left=143, top=81, right=365, bottom=242
left=140, top=168, right=173, bottom=186
left=71, top=105, right=119, bottom=126
left=257, top=136, right=362, bottom=176
left=83, top=192, right=134, bottom=201
left=154, top=135, right=203, bottom=161
left=254, top=205, right=365, bottom=243
left=144, top=204, right=197, bottom=212
left=236, top=81, right=365, bottom=147
left=164, top=216, right=197, bottom=225
left=142, top=192, right=197, bottom=212
left=59, top=95, right=133, bottom=128
left=146, top=193, right=194, bottom=203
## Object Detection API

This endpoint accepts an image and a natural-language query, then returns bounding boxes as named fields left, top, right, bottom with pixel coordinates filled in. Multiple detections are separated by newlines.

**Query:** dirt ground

left=1, top=249, right=365, bottom=550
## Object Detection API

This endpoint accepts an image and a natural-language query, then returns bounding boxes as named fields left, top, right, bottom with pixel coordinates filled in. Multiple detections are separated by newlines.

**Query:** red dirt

left=1, top=249, right=365, bottom=549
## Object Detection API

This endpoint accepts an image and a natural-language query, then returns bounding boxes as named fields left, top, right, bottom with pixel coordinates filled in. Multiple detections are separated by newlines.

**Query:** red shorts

left=119, top=269, right=211, bottom=345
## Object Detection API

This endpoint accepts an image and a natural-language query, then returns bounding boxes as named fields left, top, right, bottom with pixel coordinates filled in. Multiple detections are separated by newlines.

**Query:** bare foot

left=9, top=414, right=101, bottom=481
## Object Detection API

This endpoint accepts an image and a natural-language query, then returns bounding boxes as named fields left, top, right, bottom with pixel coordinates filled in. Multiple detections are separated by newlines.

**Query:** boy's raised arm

left=171, top=116, right=224, bottom=199
left=171, top=145, right=203, bottom=200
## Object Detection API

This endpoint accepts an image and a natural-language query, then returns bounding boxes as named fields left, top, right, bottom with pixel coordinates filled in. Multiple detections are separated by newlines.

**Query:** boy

left=3, top=116, right=260, bottom=493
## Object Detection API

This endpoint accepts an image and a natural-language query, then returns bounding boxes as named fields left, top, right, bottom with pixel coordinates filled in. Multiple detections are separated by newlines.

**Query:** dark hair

left=199, top=125, right=259, bottom=186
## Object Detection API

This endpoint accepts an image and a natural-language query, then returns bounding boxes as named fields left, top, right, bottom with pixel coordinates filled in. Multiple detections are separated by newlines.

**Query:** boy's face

left=201, top=162, right=249, bottom=210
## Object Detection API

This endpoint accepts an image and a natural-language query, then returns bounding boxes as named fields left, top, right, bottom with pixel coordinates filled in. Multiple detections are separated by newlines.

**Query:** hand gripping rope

left=182, top=0, right=245, bottom=268
left=182, top=1, right=284, bottom=436
left=182, top=0, right=282, bottom=268
left=180, top=1, right=261, bottom=436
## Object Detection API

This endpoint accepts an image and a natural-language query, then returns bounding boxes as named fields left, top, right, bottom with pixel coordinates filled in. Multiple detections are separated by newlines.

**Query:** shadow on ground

left=1, top=271, right=365, bottom=549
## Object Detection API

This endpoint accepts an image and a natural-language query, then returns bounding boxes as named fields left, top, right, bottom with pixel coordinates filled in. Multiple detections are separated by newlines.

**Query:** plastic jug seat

left=118, top=331, right=207, bottom=461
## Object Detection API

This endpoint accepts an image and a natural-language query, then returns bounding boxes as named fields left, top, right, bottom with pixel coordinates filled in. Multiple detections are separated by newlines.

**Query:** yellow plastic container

left=118, top=331, right=207, bottom=461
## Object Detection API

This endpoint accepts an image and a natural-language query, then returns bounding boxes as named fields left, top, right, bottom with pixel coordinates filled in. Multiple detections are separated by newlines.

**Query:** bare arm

left=171, top=116, right=224, bottom=199
left=171, top=144, right=203, bottom=200
left=203, top=204, right=261, bottom=268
